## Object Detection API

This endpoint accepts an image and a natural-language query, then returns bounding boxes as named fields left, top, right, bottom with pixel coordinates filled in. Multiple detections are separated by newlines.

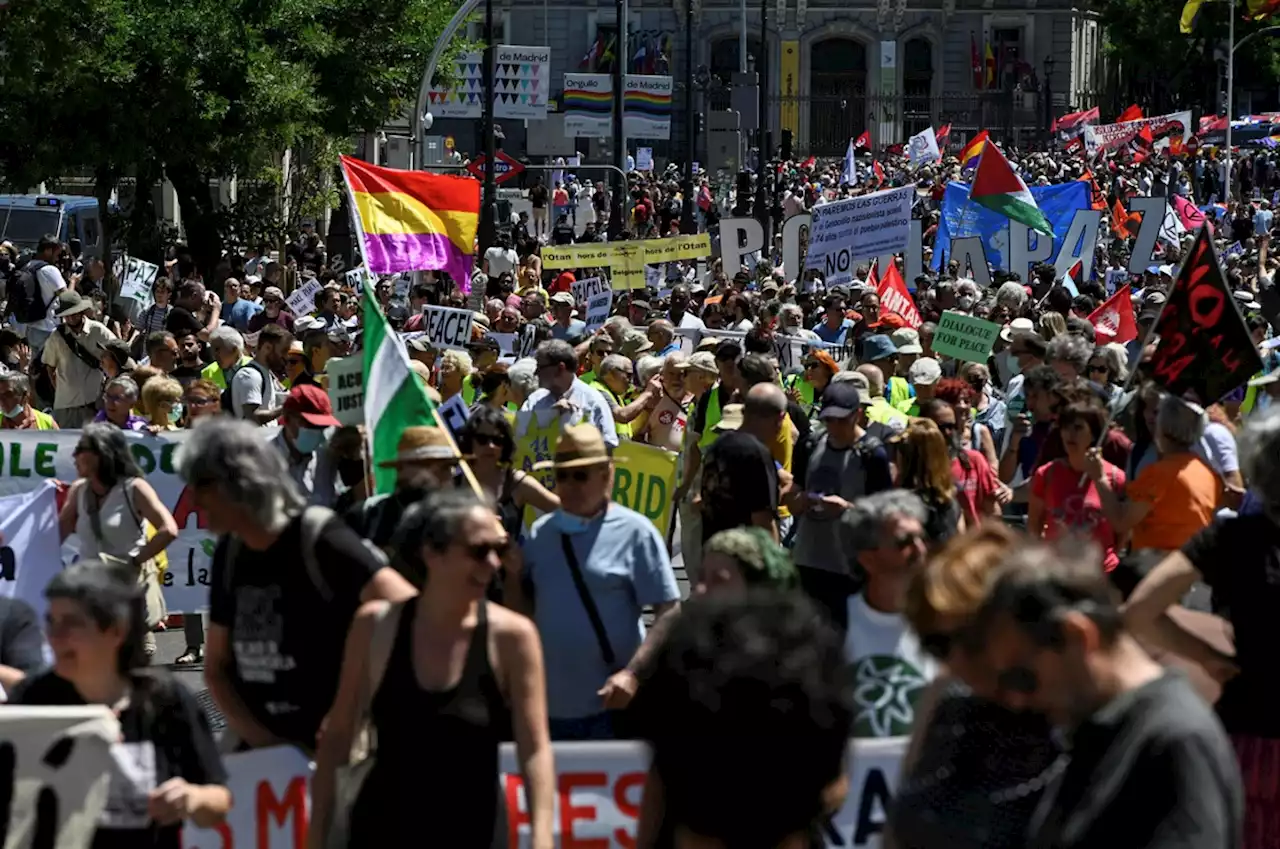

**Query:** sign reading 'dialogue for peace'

left=931, top=310, right=1002, bottom=363
left=805, top=185, right=914, bottom=287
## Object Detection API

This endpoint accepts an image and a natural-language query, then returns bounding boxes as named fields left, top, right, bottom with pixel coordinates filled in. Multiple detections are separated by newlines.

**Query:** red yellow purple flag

left=339, top=155, right=480, bottom=287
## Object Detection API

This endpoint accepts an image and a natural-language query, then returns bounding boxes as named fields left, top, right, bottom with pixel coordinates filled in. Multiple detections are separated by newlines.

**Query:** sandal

left=175, top=647, right=203, bottom=665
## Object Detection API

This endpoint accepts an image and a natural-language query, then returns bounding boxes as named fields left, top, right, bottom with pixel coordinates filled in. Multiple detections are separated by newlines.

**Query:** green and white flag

left=363, top=289, right=437, bottom=493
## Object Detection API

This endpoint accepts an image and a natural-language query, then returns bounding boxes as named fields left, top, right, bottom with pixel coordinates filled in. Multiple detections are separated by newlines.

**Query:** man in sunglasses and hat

left=42, top=289, right=117, bottom=428
left=505, top=423, right=680, bottom=742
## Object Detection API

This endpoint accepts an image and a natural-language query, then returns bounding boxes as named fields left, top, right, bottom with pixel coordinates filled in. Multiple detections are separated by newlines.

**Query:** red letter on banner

left=257, top=776, right=308, bottom=849
left=612, top=772, right=646, bottom=848
left=560, top=772, right=608, bottom=849
left=505, top=774, right=530, bottom=849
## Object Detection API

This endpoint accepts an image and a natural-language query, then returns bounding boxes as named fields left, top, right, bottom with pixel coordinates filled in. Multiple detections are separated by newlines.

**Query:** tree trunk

left=128, top=163, right=163, bottom=265
left=167, top=162, right=223, bottom=277
left=94, top=165, right=117, bottom=301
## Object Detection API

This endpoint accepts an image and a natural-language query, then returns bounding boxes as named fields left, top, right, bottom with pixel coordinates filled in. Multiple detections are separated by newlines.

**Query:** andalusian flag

left=363, top=290, right=438, bottom=493
left=970, top=142, right=1053, bottom=235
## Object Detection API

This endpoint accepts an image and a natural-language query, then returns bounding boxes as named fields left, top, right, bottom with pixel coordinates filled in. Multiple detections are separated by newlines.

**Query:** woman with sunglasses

left=458, top=407, right=559, bottom=538
left=889, top=524, right=1060, bottom=849
left=11, top=563, right=231, bottom=846
left=785, top=349, right=839, bottom=422
left=310, top=490, right=555, bottom=849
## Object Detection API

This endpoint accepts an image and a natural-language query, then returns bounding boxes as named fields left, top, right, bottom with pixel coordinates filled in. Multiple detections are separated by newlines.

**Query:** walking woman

left=896, top=418, right=965, bottom=544
left=457, top=407, right=559, bottom=538
left=59, top=422, right=178, bottom=657
left=1124, top=406, right=1280, bottom=849
left=11, top=563, right=230, bottom=846
left=310, top=490, right=555, bottom=849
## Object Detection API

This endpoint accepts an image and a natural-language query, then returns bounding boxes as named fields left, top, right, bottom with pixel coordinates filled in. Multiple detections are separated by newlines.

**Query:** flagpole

left=1225, top=0, right=1235, bottom=200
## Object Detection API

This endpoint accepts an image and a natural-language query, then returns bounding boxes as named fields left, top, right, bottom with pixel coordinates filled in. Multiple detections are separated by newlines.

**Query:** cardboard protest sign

left=485, top=332, right=518, bottom=355
left=285, top=279, right=323, bottom=316
left=1150, top=225, right=1262, bottom=403
left=119, top=257, right=159, bottom=306
left=805, top=186, right=914, bottom=286
left=0, top=483, right=61, bottom=623
left=609, top=441, right=678, bottom=538
left=584, top=291, right=613, bottom=333
left=0, top=707, right=119, bottom=849
left=343, top=266, right=367, bottom=294
left=182, top=746, right=311, bottom=849
left=422, top=305, right=475, bottom=350
left=437, top=394, right=471, bottom=437
left=325, top=357, right=364, bottom=426
left=932, top=311, right=1002, bottom=362
left=570, top=276, right=610, bottom=305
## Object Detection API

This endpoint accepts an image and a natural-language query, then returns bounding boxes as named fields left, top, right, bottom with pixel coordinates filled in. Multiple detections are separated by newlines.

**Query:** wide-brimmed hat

left=100, top=339, right=137, bottom=370
left=999, top=317, right=1035, bottom=343
left=532, top=423, right=611, bottom=470
left=619, top=330, right=654, bottom=358
left=54, top=290, right=92, bottom=318
left=677, top=351, right=718, bottom=375
left=377, top=425, right=462, bottom=467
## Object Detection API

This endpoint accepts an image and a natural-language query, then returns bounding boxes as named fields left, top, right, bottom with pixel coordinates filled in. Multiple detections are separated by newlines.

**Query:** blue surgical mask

left=3, top=404, right=23, bottom=419
left=551, top=508, right=601, bottom=535
left=167, top=403, right=184, bottom=424
left=1005, top=351, right=1022, bottom=376
left=292, top=427, right=326, bottom=455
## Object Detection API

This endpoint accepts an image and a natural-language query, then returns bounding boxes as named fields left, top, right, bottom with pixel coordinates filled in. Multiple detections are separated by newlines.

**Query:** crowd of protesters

left=0, top=133, right=1277, bottom=849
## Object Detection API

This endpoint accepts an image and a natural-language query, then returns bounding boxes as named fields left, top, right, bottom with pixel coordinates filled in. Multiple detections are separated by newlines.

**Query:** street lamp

left=1043, top=54, right=1055, bottom=144
left=681, top=0, right=697, bottom=234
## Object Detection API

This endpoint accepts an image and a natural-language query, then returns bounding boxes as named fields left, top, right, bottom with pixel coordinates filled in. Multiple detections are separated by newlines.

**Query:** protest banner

left=182, top=746, right=311, bottom=849
left=119, top=257, right=159, bottom=307
left=636, top=147, right=654, bottom=171
left=512, top=410, right=565, bottom=530
left=584, top=291, right=613, bottom=333
left=543, top=235, right=712, bottom=290
left=570, top=276, right=610, bottom=305
left=931, top=311, right=1002, bottom=363
left=0, top=483, right=61, bottom=623
left=674, top=328, right=854, bottom=372
left=0, top=431, right=215, bottom=614
left=610, top=441, right=677, bottom=538
left=343, top=267, right=367, bottom=294
left=1083, top=110, right=1193, bottom=155
left=0, top=706, right=119, bottom=849
left=486, top=332, right=519, bottom=355
left=423, top=305, right=475, bottom=350
left=285, top=279, right=323, bottom=316
left=437, top=393, right=471, bottom=438
left=1150, top=225, right=1262, bottom=403
left=325, top=357, right=364, bottom=426
left=804, top=186, right=914, bottom=287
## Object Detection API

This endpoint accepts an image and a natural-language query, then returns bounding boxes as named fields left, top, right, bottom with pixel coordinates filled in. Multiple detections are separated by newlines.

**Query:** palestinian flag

left=970, top=143, right=1053, bottom=235
left=1061, top=259, right=1084, bottom=294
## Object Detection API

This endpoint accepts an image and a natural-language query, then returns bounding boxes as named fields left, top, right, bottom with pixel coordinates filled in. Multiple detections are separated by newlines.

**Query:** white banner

left=1, top=706, right=120, bottom=849
left=181, top=738, right=904, bottom=848
left=423, top=305, right=475, bottom=350
left=1083, top=110, right=1193, bottom=155
left=285, top=280, right=323, bottom=317
left=0, top=431, right=215, bottom=613
left=804, top=186, right=915, bottom=287
left=584, top=291, right=613, bottom=333
left=0, top=483, right=61, bottom=624
left=570, top=276, right=609, bottom=305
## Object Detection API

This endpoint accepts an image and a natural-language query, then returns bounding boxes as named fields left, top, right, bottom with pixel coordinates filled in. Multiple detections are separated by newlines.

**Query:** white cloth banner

left=804, top=186, right=915, bottom=287
left=907, top=126, right=940, bottom=169
left=181, top=738, right=904, bottom=848
left=0, top=431, right=215, bottom=614
left=0, top=482, right=62, bottom=624
left=1083, top=110, right=1193, bottom=155
left=0, top=707, right=120, bottom=849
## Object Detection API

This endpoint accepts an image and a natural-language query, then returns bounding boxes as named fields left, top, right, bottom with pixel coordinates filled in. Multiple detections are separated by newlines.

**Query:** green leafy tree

left=0, top=0, right=458, bottom=272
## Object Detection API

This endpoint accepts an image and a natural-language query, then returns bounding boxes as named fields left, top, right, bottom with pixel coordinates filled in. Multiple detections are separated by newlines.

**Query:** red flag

left=971, top=35, right=984, bottom=89
left=866, top=259, right=879, bottom=291
left=1079, top=170, right=1107, bottom=210
left=877, top=263, right=922, bottom=328
left=854, top=131, right=871, bottom=150
left=1117, top=104, right=1144, bottom=123
left=936, top=124, right=952, bottom=150
left=801, top=155, right=817, bottom=169
left=886, top=142, right=904, bottom=157
left=1088, top=285, right=1139, bottom=345
left=873, top=160, right=886, bottom=186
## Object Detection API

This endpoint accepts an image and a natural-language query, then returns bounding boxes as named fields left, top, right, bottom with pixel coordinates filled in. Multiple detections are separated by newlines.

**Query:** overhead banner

left=0, top=483, right=62, bottom=624
left=1083, top=110, right=1193, bottom=155
left=624, top=75, right=674, bottom=140
left=563, top=73, right=613, bottom=137
left=542, top=234, right=711, bottom=290
left=426, top=51, right=484, bottom=119
left=1, top=706, right=120, bottom=849
left=495, top=46, right=550, bottom=121
left=1, top=431, right=217, bottom=614
left=804, top=186, right=915, bottom=286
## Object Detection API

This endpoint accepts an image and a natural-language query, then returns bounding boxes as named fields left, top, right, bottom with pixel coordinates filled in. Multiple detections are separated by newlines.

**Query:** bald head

left=856, top=364, right=885, bottom=397
left=743, top=382, right=788, bottom=442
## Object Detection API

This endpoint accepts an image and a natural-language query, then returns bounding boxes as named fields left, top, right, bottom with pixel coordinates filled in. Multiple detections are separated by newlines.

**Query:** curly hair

left=703, top=527, right=798, bottom=591
left=934, top=377, right=974, bottom=407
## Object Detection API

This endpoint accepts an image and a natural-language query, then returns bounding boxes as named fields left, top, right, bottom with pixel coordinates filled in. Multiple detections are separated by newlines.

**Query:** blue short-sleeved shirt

left=223, top=298, right=263, bottom=332
left=522, top=504, right=680, bottom=720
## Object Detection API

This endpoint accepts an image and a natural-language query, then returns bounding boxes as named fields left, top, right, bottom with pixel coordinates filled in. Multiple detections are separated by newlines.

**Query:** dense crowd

left=0, top=135, right=1278, bottom=849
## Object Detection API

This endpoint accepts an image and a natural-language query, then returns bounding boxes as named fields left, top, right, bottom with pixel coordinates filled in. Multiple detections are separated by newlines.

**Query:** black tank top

left=348, top=601, right=512, bottom=847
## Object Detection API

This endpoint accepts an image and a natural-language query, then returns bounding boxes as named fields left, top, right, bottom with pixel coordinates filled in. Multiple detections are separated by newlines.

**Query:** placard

left=804, top=186, right=914, bottom=286
left=285, top=279, right=323, bottom=316
left=0, top=483, right=61, bottom=624
left=343, top=267, right=367, bottom=294
left=931, top=310, right=1002, bottom=362
left=636, top=147, right=654, bottom=171
left=570, top=275, right=610, bottom=304
left=182, top=746, right=311, bottom=849
left=609, top=441, right=677, bottom=538
left=584, top=290, right=613, bottom=333
left=119, top=257, right=159, bottom=306
left=423, top=305, right=475, bottom=350
left=325, top=356, right=364, bottom=426
left=437, top=394, right=471, bottom=437
left=485, top=332, right=518, bottom=355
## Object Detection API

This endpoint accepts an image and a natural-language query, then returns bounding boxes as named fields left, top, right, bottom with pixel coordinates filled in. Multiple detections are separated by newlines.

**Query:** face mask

left=292, top=427, right=326, bottom=455
left=551, top=509, right=601, bottom=535
left=167, top=403, right=184, bottom=424
left=1003, top=350, right=1021, bottom=376
left=3, top=404, right=23, bottom=419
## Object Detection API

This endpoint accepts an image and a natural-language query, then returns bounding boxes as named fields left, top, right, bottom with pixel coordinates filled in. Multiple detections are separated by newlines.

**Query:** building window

left=991, top=26, right=1023, bottom=91
left=902, top=38, right=933, bottom=140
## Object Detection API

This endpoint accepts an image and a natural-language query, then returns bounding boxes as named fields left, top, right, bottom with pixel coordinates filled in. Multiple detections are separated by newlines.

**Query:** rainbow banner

left=340, top=155, right=479, bottom=288
left=563, top=73, right=613, bottom=137
left=624, top=75, right=672, bottom=140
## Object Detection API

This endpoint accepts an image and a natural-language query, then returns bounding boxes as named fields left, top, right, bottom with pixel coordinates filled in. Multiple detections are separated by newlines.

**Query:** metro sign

left=466, top=151, right=525, bottom=185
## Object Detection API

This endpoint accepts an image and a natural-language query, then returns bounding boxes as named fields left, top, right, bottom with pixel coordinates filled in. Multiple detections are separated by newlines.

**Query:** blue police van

left=0, top=195, right=106, bottom=259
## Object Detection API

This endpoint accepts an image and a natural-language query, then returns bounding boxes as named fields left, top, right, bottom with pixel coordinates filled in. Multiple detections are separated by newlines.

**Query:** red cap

left=283, top=384, right=341, bottom=428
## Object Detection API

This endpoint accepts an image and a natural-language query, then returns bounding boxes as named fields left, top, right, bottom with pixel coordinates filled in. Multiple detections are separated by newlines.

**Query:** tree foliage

left=1095, top=0, right=1280, bottom=113
left=0, top=0, right=457, bottom=269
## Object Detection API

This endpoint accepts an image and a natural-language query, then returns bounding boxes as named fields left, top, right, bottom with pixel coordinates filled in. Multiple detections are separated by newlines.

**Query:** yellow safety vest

left=697, top=385, right=727, bottom=449
left=588, top=379, right=632, bottom=438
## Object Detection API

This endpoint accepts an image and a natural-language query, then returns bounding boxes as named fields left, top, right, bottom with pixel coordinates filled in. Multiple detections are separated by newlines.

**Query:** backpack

left=221, top=506, right=339, bottom=604
left=2, top=260, right=51, bottom=323
left=219, top=360, right=249, bottom=414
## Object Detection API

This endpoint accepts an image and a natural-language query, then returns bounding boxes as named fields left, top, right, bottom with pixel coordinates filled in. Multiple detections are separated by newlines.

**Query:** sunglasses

left=105, top=392, right=132, bottom=403
left=1088, top=363, right=1108, bottom=373
left=555, top=468, right=593, bottom=483
left=466, top=541, right=511, bottom=561
left=186, top=396, right=218, bottom=408
left=471, top=433, right=504, bottom=448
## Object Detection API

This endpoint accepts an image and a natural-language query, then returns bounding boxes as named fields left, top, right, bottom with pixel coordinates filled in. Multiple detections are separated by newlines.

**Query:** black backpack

left=2, top=259, right=51, bottom=323
left=219, top=360, right=250, bottom=414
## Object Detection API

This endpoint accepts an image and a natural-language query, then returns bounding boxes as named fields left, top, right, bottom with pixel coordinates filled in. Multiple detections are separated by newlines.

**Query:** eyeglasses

left=465, top=541, right=510, bottom=561
left=892, top=530, right=925, bottom=549
left=471, top=433, right=504, bottom=448
left=555, top=468, right=593, bottom=483
left=104, top=392, right=132, bottom=404
left=264, top=298, right=282, bottom=305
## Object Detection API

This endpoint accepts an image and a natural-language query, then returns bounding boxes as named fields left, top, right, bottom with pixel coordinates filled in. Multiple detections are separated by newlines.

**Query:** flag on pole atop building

left=841, top=139, right=858, bottom=186
left=907, top=126, right=941, bottom=169
left=363, top=289, right=440, bottom=494
left=969, top=142, right=1054, bottom=235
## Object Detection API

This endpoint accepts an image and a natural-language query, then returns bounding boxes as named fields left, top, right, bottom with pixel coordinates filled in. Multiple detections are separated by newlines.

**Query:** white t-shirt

left=484, top=247, right=518, bottom=277
left=843, top=593, right=939, bottom=738
left=230, top=359, right=284, bottom=420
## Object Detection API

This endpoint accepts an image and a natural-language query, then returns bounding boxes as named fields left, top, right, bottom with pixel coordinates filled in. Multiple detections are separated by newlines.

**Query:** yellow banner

left=540, top=234, right=712, bottom=291
left=610, top=441, right=678, bottom=538
left=780, top=41, right=800, bottom=137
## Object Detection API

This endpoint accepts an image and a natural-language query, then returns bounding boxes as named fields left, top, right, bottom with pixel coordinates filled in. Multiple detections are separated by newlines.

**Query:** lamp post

left=1043, top=54, right=1055, bottom=146
left=681, top=0, right=697, bottom=234
left=753, top=0, right=769, bottom=241
left=477, top=0, right=498, bottom=257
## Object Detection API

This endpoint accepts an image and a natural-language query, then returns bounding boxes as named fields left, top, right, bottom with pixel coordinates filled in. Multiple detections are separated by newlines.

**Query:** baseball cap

left=819, top=381, right=863, bottom=420
left=677, top=351, right=719, bottom=375
left=908, top=357, right=942, bottom=386
left=891, top=328, right=923, bottom=355
left=550, top=292, right=575, bottom=307
left=862, top=334, right=898, bottom=362
left=714, top=403, right=745, bottom=432
left=282, top=384, right=341, bottom=428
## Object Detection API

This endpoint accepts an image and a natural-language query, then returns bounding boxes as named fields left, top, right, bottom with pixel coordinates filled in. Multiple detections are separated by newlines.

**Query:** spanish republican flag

left=960, top=130, right=989, bottom=170
left=984, top=42, right=996, bottom=87
left=970, top=142, right=1053, bottom=236
left=340, top=155, right=480, bottom=287
left=1246, top=0, right=1280, bottom=20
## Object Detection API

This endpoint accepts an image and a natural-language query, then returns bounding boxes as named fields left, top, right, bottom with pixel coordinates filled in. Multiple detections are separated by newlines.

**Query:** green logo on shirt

left=850, top=655, right=929, bottom=738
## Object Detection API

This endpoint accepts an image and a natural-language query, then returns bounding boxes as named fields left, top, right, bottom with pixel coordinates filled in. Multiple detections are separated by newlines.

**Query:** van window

left=83, top=215, right=100, bottom=251
left=0, top=208, right=62, bottom=249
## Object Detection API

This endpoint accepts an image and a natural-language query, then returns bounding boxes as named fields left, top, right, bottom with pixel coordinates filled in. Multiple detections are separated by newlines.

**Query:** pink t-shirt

left=951, top=449, right=998, bottom=528
left=1031, top=458, right=1127, bottom=571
